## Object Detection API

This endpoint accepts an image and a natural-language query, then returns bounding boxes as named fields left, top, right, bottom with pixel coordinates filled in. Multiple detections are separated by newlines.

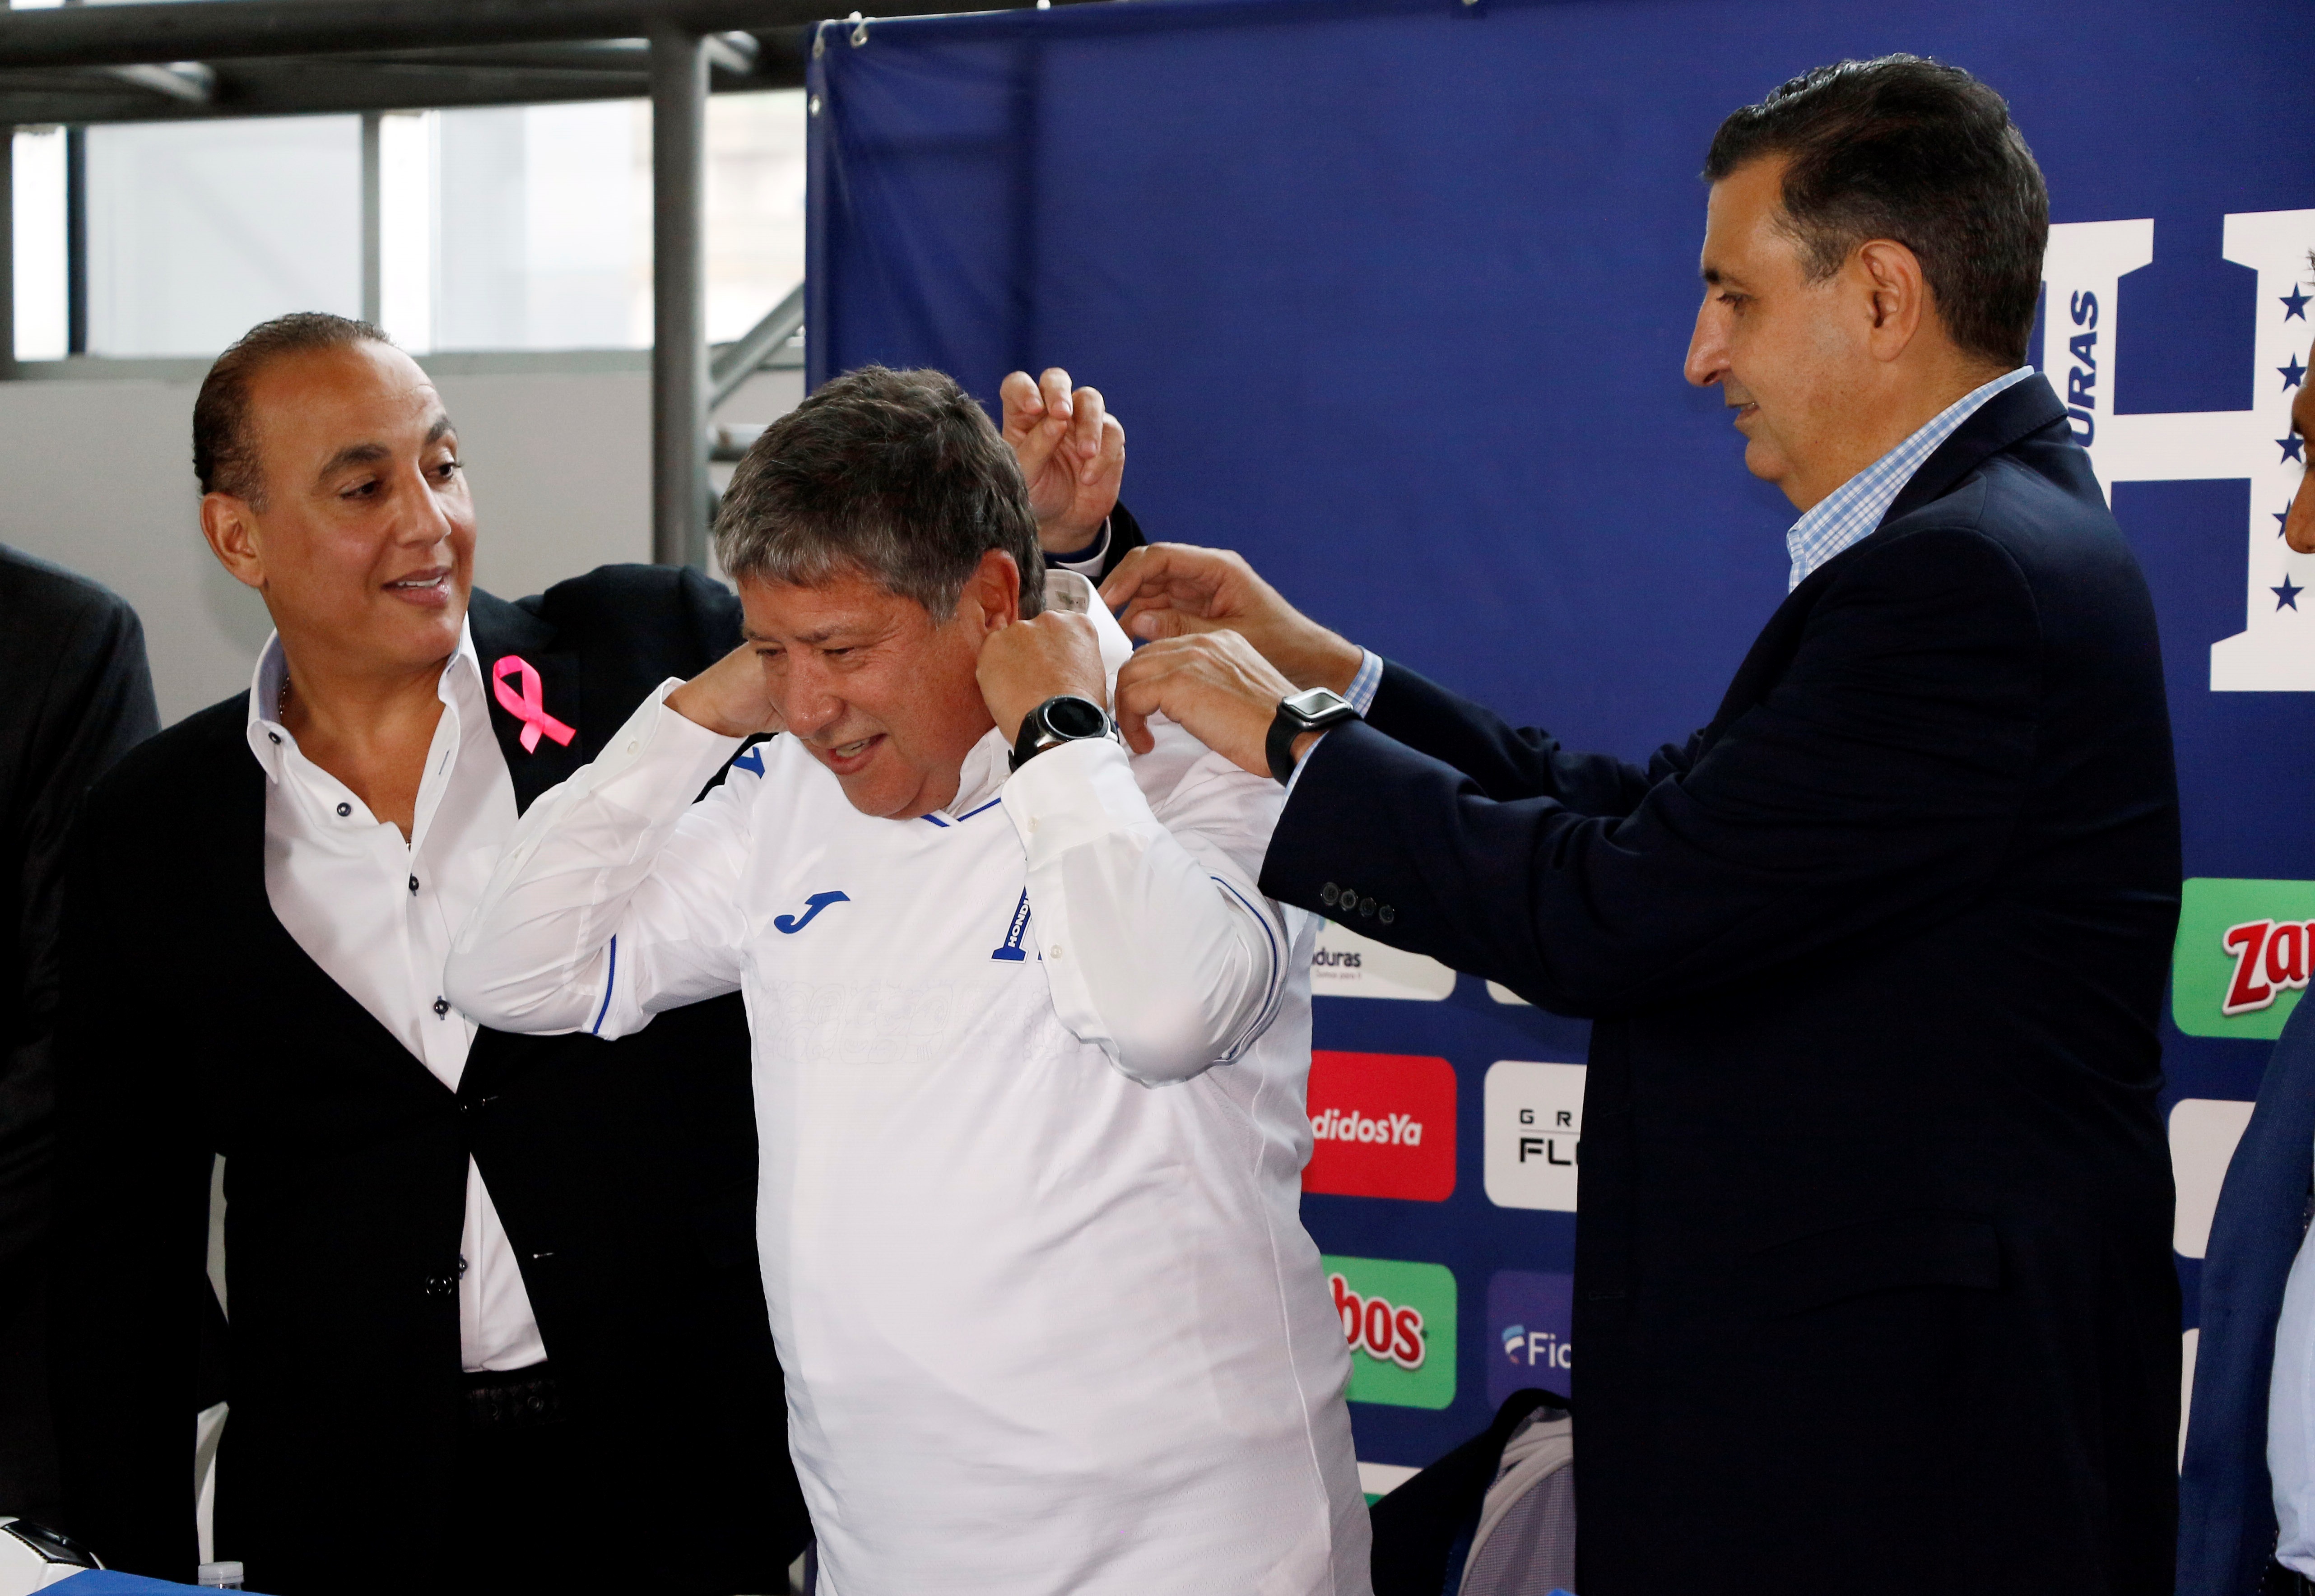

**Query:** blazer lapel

left=468, top=589, right=586, bottom=813
left=1879, top=373, right=2069, bottom=528
left=1691, top=376, right=2071, bottom=755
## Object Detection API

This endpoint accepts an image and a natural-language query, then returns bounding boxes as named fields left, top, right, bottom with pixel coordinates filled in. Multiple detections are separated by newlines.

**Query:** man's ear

left=1853, top=237, right=1927, bottom=363
left=200, top=492, right=268, bottom=591
left=964, top=549, right=1024, bottom=635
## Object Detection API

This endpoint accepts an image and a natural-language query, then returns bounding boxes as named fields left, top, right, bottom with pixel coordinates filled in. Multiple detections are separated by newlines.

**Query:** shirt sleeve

left=445, top=680, right=757, bottom=1039
left=1001, top=722, right=1291, bottom=1087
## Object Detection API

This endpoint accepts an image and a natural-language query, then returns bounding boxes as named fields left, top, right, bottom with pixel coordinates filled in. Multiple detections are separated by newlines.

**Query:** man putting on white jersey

left=446, top=366, right=1369, bottom=1596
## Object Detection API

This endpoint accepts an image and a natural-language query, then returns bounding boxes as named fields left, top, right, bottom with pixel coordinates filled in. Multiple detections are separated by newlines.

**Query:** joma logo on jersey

left=2174, top=879, right=2315, bottom=1038
left=774, top=891, right=850, bottom=934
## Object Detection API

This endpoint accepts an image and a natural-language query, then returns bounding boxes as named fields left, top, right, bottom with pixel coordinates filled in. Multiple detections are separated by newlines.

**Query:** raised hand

left=977, top=609, right=1109, bottom=746
left=1112, top=631, right=1299, bottom=776
left=1100, top=543, right=1363, bottom=694
left=1000, top=367, right=1126, bottom=555
left=667, top=640, right=789, bottom=740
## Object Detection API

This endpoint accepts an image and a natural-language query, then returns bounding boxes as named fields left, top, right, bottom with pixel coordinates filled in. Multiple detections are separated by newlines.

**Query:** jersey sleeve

left=446, top=681, right=757, bottom=1040
left=1000, top=717, right=1290, bottom=1086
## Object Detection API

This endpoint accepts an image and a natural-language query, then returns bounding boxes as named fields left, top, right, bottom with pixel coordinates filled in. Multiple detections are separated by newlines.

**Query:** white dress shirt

left=247, top=624, right=546, bottom=1373
left=447, top=571, right=1369, bottom=1596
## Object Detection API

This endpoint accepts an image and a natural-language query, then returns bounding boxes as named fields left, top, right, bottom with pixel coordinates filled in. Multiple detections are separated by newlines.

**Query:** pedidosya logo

left=1303, top=1051, right=1456, bottom=1202
left=1486, top=1269, right=1573, bottom=1406
left=2173, top=878, right=2315, bottom=1039
left=1322, top=1254, right=1457, bottom=1409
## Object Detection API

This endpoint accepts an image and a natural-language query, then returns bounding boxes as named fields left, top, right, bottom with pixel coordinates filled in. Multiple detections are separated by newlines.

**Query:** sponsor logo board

left=1483, top=1060, right=1585, bottom=1211
left=1311, top=923, right=1456, bottom=1002
left=1303, top=1050, right=1456, bottom=1202
left=1486, top=1269, right=1573, bottom=1406
left=1323, top=1254, right=1457, bottom=1409
left=2172, top=877, right=2315, bottom=1038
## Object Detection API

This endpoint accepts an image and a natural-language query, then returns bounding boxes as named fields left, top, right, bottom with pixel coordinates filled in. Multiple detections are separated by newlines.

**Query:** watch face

left=1284, top=688, right=1349, bottom=720
left=1043, top=696, right=1108, bottom=738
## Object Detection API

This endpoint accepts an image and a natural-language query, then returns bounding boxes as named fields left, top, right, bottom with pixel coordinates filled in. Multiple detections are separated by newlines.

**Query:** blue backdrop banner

left=808, top=0, right=2315, bottom=1479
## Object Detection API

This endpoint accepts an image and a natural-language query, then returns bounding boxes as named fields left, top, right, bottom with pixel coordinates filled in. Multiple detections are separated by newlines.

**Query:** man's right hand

left=667, top=641, right=787, bottom=740
left=1099, top=543, right=1364, bottom=694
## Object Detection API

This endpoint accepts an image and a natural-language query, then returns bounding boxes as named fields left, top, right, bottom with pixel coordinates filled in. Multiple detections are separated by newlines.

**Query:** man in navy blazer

left=1107, top=56, right=2181, bottom=1595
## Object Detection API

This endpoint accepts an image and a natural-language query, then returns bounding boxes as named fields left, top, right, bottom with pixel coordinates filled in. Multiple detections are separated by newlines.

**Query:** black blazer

left=49, top=566, right=810, bottom=1592
left=0, top=547, right=158, bottom=1526
left=1264, top=378, right=2183, bottom=1595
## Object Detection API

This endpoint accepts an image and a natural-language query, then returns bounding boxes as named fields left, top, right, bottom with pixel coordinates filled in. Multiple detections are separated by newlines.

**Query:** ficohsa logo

left=1320, top=1254, right=1457, bottom=1410
left=1331, top=1272, right=1427, bottom=1369
left=2173, top=879, right=2315, bottom=1039
left=1302, top=1052, right=1456, bottom=1202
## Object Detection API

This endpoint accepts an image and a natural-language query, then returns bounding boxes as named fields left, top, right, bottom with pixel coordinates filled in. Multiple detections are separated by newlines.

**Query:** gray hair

left=714, top=365, right=1045, bottom=619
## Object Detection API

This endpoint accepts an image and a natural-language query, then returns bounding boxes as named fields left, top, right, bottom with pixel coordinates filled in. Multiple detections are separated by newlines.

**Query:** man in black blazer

left=1106, top=57, right=2181, bottom=1595
left=0, top=547, right=157, bottom=1528
left=48, top=315, right=1134, bottom=1591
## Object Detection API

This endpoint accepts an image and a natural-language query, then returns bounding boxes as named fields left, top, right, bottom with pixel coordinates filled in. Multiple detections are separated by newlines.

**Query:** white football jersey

left=451, top=575, right=1371, bottom=1596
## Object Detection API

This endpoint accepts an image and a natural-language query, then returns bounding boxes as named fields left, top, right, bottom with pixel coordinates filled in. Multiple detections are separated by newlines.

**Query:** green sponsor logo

left=1323, top=1254, right=1457, bottom=1410
left=2173, top=877, right=2315, bottom=1039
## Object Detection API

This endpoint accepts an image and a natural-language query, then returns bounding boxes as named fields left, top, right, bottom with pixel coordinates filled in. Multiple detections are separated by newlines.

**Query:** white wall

left=0, top=360, right=803, bottom=725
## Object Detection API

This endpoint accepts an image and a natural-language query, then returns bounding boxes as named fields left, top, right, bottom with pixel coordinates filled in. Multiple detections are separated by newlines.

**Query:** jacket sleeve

left=1360, top=658, right=1664, bottom=815
left=2, top=590, right=158, bottom=1280
left=1261, top=524, right=2042, bottom=1016
left=48, top=779, right=211, bottom=1581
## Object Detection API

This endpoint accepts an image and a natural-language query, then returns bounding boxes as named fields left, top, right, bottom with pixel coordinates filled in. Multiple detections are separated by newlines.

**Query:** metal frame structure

left=0, top=0, right=1063, bottom=566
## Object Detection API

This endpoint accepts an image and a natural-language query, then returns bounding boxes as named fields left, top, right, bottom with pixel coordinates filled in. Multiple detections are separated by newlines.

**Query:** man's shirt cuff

left=1046, top=519, right=1112, bottom=579
left=1283, top=648, right=1381, bottom=798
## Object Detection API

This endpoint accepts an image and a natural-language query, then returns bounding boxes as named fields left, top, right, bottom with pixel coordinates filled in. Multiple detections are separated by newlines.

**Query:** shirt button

left=266, top=731, right=281, bottom=745
left=1378, top=904, right=1396, bottom=925
left=336, top=802, right=352, bottom=818
left=1358, top=897, right=1376, bottom=917
left=1320, top=882, right=1340, bottom=906
left=409, top=875, right=420, bottom=895
left=433, top=997, right=450, bottom=1018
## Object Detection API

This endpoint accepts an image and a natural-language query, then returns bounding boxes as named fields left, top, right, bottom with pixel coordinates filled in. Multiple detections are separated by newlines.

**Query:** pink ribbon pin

left=490, top=654, right=577, bottom=753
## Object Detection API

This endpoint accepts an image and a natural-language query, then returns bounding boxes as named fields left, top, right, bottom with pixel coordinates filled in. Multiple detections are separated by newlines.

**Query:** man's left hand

left=1001, top=367, right=1125, bottom=555
left=1113, top=632, right=1300, bottom=778
left=979, top=611, right=1110, bottom=746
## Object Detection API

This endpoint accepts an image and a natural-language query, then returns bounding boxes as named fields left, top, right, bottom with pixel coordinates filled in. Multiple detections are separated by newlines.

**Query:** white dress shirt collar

left=246, top=622, right=488, bottom=770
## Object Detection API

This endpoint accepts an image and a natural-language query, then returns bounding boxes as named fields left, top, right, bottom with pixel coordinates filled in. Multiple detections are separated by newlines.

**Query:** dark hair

left=193, top=311, right=390, bottom=504
left=715, top=365, right=1044, bottom=619
left=1703, top=56, right=2047, bottom=369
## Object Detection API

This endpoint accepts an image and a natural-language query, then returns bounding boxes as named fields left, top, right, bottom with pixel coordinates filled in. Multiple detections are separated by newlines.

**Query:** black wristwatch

left=1010, top=694, right=1115, bottom=772
left=1267, top=687, right=1360, bottom=785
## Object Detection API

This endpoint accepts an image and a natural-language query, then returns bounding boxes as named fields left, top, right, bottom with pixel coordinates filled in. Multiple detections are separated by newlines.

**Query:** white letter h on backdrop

left=2041, top=211, right=2315, bottom=690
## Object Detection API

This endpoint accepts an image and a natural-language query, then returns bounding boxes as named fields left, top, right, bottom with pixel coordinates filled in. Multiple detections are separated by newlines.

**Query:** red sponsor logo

left=2222, top=918, right=2315, bottom=1015
left=1330, top=1272, right=1428, bottom=1369
left=1303, top=1050, right=1456, bottom=1202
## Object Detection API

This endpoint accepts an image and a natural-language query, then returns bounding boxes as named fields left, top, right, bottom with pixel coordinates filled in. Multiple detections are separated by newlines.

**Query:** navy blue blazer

left=1264, top=376, right=2183, bottom=1595
left=2180, top=1000, right=2315, bottom=1596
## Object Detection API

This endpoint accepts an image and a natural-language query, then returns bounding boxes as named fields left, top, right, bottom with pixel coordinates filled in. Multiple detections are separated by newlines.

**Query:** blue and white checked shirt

left=1290, top=371, right=2037, bottom=783
left=1782, top=366, right=2037, bottom=591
